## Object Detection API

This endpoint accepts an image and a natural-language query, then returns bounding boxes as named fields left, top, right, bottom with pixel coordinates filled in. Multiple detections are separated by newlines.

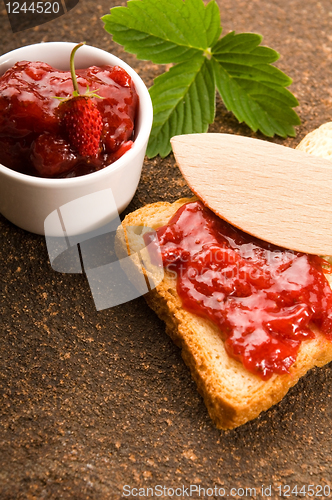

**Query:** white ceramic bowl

left=0, top=42, right=153, bottom=235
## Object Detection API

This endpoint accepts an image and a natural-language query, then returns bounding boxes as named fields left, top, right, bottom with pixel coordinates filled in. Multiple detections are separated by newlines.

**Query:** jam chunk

left=149, top=201, right=332, bottom=380
left=0, top=60, right=138, bottom=178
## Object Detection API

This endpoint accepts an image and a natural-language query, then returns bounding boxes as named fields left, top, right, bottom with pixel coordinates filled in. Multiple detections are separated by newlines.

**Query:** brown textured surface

left=1, top=1, right=332, bottom=498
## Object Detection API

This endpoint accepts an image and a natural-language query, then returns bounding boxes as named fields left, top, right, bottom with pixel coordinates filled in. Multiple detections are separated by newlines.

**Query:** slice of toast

left=117, top=197, right=332, bottom=430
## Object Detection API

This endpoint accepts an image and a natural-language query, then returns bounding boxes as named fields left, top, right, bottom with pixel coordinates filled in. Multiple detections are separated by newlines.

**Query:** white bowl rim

left=0, top=41, right=153, bottom=189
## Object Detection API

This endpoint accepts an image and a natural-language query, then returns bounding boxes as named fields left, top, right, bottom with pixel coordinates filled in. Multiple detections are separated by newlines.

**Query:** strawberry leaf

left=147, top=54, right=215, bottom=158
left=102, top=0, right=221, bottom=64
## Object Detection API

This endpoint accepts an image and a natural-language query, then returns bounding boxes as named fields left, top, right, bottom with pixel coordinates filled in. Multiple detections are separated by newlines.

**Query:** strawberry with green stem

left=58, top=42, right=103, bottom=158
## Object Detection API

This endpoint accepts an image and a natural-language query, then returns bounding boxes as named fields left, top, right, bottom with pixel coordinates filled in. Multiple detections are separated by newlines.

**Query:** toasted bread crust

left=119, top=197, right=332, bottom=429
left=296, top=122, right=332, bottom=160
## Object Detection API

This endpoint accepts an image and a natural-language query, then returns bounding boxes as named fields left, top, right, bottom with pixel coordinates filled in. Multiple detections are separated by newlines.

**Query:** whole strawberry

left=58, top=42, right=103, bottom=157
left=60, top=96, right=102, bottom=157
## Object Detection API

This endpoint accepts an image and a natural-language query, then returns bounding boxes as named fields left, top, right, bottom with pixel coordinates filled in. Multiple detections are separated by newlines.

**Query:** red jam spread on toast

left=149, top=200, right=332, bottom=380
left=0, top=61, right=138, bottom=178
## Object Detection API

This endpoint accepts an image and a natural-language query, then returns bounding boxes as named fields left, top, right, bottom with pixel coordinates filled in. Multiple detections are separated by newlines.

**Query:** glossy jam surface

left=0, top=61, right=138, bottom=178
left=151, top=201, right=332, bottom=379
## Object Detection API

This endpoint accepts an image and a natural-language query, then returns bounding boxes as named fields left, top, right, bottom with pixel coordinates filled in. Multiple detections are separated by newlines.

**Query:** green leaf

left=103, top=0, right=301, bottom=157
left=214, top=31, right=266, bottom=55
left=211, top=32, right=300, bottom=137
left=147, top=54, right=215, bottom=158
left=102, top=0, right=221, bottom=64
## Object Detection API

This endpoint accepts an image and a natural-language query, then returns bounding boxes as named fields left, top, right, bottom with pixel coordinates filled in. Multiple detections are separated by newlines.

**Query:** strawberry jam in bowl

left=0, top=52, right=138, bottom=178
left=0, top=42, right=153, bottom=235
